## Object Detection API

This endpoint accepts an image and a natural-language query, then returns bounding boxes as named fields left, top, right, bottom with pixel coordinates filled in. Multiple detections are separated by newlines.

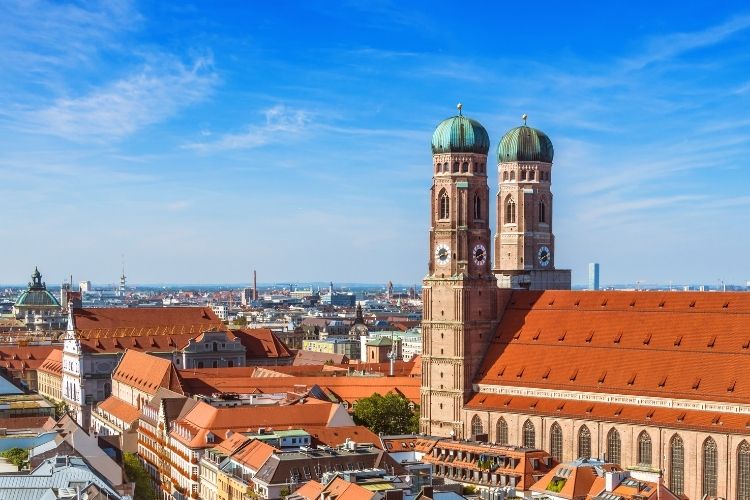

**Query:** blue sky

left=2, top=1, right=750, bottom=287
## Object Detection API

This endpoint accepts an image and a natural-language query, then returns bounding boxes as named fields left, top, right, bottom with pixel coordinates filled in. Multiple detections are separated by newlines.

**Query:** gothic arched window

left=638, top=431, right=652, bottom=465
left=521, top=170, right=527, bottom=180
left=496, top=418, right=508, bottom=445
left=739, top=441, right=750, bottom=500
left=539, top=200, right=547, bottom=224
left=442, top=163, right=448, bottom=173
left=578, top=426, right=591, bottom=459
left=470, top=415, right=483, bottom=437
left=503, top=171, right=508, bottom=181
left=550, top=422, right=563, bottom=461
left=473, top=194, right=481, bottom=220
left=703, top=437, right=718, bottom=498
left=607, top=428, right=621, bottom=465
left=505, top=198, right=516, bottom=224
left=670, top=434, right=685, bottom=495
left=452, top=162, right=459, bottom=173
left=461, top=162, right=469, bottom=173
left=439, top=190, right=449, bottom=220
left=529, top=170, right=535, bottom=180
left=510, top=171, right=516, bottom=181
left=522, top=420, right=535, bottom=448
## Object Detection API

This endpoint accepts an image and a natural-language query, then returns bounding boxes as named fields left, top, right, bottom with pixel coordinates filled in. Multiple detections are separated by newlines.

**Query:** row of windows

left=435, top=161, right=486, bottom=174
left=438, top=191, right=483, bottom=220
left=504, top=198, right=547, bottom=224
left=471, top=415, right=745, bottom=499
left=502, top=170, right=550, bottom=182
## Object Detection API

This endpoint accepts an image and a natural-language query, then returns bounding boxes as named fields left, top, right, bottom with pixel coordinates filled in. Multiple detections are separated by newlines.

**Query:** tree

left=123, top=453, right=157, bottom=500
left=232, top=316, right=247, bottom=327
left=352, top=392, right=419, bottom=435
left=53, top=400, right=70, bottom=419
left=0, top=448, right=28, bottom=469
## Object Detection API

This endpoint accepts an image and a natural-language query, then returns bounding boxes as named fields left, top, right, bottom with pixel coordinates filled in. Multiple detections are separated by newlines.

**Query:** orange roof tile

left=231, top=439, right=277, bottom=470
left=0, top=346, right=56, bottom=373
left=72, top=306, right=223, bottom=340
left=476, top=290, right=750, bottom=405
left=38, top=349, right=63, bottom=377
left=292, top=479, right=323, bottom=500
left=97, top=396, right=141, bottom=425
left=235, top=328, right=293, bottom=359
left=304, top=425, right=381, bottom=449
left=319, top=477, right=376, bottom=500
left=112, top=350, right=183, bottom=395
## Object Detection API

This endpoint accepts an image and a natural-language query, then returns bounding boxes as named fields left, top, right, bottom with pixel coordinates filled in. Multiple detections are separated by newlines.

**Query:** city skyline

left=2, top=1, right=750, bottom=285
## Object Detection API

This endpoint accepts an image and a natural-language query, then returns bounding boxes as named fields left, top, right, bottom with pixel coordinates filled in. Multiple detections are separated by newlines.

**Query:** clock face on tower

left=435, top=244, right=451, bottom=266
left=472, top=244, right=487, bottom=266
left=538, top=246, right=551, bottom=267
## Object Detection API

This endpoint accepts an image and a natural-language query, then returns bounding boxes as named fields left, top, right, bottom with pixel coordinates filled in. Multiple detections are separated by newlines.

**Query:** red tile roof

left=231, top=439, right=277, bottom=470
left=38, top=349, right=63, bottom=377
left=476, top=290, right=750, bottom=405
left=72, top=307, right=223, bottom=353
left=0, top=346, right=56, bottom=373
left=177, top=369, right=419, bottom=404
left=97, top=396, right=141, bottom=425
left=234, top=328, right=292, bottom=359
left=292, top=479, right=323, bottom=499
left=304, top=425, right=381, bottom=449
left=170, top=399, right=349, bottom=448
left=112, top=350, right=183, bottom=395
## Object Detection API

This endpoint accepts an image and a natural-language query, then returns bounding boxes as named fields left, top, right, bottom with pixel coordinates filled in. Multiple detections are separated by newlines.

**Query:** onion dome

left=431, top=104, right=490, bottom=155
left=497, top=114, right=554, bottom=163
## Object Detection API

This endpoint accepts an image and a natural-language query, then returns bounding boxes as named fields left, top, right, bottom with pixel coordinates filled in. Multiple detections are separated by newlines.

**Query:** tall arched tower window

left=505, top=197, right=516, bottom=224
left=470, top=415, right=483, bottom=436
left=738, top=441, right=750, bottom=500
left=473, top=194, right=481, bottom=220
left=549, top=422, right=562, bottom=461
left=670, top=434, right=684, bottom=495
left=637, top=431, right=652, bottom=465
left=496, top=418, right=508, bottom=445
left=578, top=426, right=591, bottom=459
left=703, top=437, right=718, bottom=498
left=439, top=190, right=449, bottom=220
left=522, top=420, right=535, bottom=448
left=607, top=428, right=621, bottom=465
left=539, top=200, right=547, bottom=223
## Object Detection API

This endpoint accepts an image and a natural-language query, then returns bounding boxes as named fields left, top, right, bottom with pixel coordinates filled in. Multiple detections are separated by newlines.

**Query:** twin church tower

left=421, top=105, right=570, bottom=437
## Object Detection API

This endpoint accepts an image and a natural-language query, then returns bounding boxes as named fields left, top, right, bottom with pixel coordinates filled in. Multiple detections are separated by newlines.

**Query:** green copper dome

left=431, top=111, right=490, bottom=155
left=497, top=123, right=554, bottom=163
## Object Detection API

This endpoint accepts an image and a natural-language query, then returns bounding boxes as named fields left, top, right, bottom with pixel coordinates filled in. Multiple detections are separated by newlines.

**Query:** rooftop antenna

left=457, top=103, right=463, bottom=116
left=522, top=113, right=528, bottom=126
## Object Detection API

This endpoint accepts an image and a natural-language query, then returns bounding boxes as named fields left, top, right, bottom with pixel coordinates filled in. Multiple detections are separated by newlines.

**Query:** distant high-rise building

left=241, top=288, right=253, bottom=306
left=588, top=263, right=600, bottom=290
left=79, top=281, right=92, bottom=293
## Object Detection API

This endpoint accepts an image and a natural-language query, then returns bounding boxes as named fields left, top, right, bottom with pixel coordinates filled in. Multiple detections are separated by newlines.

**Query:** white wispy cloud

left=184, top=105, right=310, bottom=152
left=24, top=55, right=217, bottom=141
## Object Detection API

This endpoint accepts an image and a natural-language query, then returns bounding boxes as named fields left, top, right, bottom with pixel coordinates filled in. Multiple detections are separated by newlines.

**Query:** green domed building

left=497, top=123, right=554, bottom=164
left=13, top=267, right=65, bottom=331
left=431, top=113, right=490, bottom=155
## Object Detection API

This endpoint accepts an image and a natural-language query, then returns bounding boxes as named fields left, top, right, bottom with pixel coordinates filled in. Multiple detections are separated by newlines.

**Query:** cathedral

left=421, top=105, right=750, bottom=500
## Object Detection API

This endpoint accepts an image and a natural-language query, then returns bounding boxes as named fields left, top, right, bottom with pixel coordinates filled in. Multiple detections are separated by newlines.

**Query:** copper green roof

left=15, top=267, right=60, bottom=308
left=432, top=115, right=490, bottom=155
left=497, top=125, right=554, bottom=163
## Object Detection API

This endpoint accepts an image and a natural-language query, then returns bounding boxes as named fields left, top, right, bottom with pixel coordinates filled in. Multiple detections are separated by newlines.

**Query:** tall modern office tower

left=588, top=262, right=600, bottom=290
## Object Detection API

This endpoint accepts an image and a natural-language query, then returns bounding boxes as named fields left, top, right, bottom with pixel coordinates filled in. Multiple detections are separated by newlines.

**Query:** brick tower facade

left=421, top=107, right=499, bottom=438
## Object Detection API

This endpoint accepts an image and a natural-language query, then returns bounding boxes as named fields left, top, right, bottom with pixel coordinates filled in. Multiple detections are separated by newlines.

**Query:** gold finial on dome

left=457, top=103, right=463, bottom=116
left=522, top=113, right=528, bottom=125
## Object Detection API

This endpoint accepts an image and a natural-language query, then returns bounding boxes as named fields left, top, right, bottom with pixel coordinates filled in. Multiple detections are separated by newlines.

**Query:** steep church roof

left=475, top=290, right=750, bottom=405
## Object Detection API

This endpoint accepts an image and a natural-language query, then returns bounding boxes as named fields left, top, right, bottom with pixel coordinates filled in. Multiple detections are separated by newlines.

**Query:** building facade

left=420, top=110, right=750, bottom=500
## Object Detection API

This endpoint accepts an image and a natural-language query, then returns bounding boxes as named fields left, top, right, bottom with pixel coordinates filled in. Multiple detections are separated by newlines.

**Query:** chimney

left=253, top=270, right=258, bottom=301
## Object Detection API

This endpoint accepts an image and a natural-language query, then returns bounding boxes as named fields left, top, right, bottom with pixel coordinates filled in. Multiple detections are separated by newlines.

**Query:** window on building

left=505, top=197, right=516, bottom=224
left=470, top=415, right=483, bottom=436
left=473, top=194, right=481, bottom=220
left=452, top=162, right=459, bottom=173
left=607, top=428, right=621, bottom=465
left=522, top=420, right=535, bottom=448
left=503, top=171, right=508, bottom=181
left=197, top=361, right=204, bottom=369
left=578, top=426, right=591, bottom=459
left=539, top=200, right=546, bottom=223
left=529, top=171, right=535, bottom=180
left=510, top=171, right=516, bottom=181
left=549, top=422, right=562, bottom=461
left=670, top=434, right=684, bottom=495
left=461, top=162, right=469, bottom=173
left=638, top=431, right=652, bottom=465
left=489, top=418, right=506, bottom=445
left=739, top=441, right=750, bottom=500
left=703, top=437, right=718, bottom=498
left=439, top=190, right=450, bottom=220
left=521, top=170, right=526, bottom=180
